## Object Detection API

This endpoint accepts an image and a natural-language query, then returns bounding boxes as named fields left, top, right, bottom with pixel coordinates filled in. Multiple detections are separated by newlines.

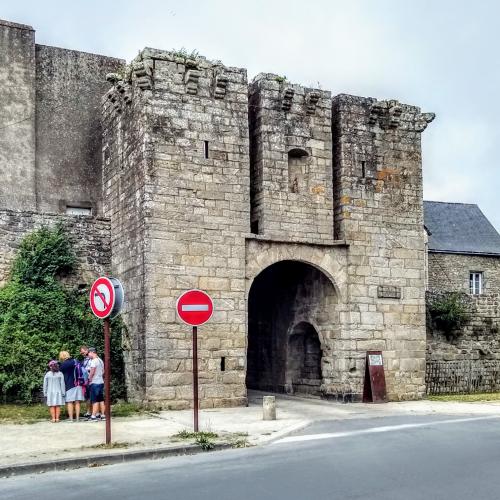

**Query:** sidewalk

left=2, top=392, right=500, bottom=473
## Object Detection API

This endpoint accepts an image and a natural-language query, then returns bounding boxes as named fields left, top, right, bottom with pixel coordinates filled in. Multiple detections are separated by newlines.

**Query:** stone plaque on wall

left=377, top=285, right=402, bottom=299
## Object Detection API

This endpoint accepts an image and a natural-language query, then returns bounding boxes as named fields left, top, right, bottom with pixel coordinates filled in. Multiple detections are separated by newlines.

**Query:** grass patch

left=231, top=438, right=251, bottom=448
left=427, top=393, right=500, bottom=402
left=87, top=441, right=133, bottom=450
left=173, top=430, right=218, bottom=440
left=0, top=401, right=142, bottom=423
left=0, top=403, right=48, bottom=423
left=111, top=402, right=142, bottom=417
left=173, top=430, right=218, bottom=451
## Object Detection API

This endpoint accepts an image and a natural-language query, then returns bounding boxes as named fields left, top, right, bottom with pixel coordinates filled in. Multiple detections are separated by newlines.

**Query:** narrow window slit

left=204, top=141, right=209, bottom=159
left=220, top=357, right=226, bottom=372
left=361, top=160, right=366, bottom=178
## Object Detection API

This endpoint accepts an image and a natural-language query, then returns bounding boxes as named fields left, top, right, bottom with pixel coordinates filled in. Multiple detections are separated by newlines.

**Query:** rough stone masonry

left=1, top=19, right=435, bottom=408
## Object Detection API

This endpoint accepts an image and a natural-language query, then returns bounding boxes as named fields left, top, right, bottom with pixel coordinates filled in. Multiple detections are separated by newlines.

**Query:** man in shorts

left=87, top=347, right=105, bottom=421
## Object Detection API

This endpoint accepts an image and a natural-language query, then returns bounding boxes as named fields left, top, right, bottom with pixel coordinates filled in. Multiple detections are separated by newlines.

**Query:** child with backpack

left=59, top=351, right=86, bottom=422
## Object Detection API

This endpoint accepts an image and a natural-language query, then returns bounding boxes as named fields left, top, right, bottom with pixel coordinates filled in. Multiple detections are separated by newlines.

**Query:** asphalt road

left=2, top=413, right=500, bottom=500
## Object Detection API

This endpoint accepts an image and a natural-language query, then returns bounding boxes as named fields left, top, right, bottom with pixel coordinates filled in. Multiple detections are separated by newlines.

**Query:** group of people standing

left=43, top=345, right=106, bottom=423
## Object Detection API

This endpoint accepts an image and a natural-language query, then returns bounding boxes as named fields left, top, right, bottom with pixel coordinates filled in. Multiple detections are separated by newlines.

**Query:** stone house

left=1, top=18, right=440, bottom=407
left=424, top=201, right=500, bottom=363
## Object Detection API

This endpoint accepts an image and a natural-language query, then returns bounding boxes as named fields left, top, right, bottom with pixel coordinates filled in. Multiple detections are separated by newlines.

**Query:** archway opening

left=246, top=260, right=336, bottom=396
left=286, top=321, right=322, bottom=395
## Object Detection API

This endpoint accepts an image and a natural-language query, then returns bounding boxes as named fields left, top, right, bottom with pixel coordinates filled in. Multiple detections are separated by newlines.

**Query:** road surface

left=2, top=413, right=500, bottom=499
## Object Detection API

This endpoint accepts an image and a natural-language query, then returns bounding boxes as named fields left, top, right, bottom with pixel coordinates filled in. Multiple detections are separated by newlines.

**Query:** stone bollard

left=263, top=395, right=276, bottom=420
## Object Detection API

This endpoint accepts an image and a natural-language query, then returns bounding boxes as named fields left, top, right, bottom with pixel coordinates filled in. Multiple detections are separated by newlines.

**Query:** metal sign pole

left=104, top=317, right=112, bottom=444
left=192, top=325, right=199, bottom=432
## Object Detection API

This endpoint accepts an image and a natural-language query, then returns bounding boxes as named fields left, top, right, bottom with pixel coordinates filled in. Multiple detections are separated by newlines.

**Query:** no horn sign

left=90, top=276, right=124, bottom=319
left=176, top=289, right=214, bottom=326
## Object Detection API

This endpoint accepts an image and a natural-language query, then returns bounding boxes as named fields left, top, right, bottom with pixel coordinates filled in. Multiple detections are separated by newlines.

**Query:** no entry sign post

left=176, top=289, right=214, bottom=432
left=90, top=276, right=124, bottom=444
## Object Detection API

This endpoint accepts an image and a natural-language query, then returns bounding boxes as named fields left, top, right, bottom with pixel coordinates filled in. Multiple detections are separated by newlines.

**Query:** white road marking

left=181, top=304, right=209, bottom=311
left=273, top=415, right=500, bottom=445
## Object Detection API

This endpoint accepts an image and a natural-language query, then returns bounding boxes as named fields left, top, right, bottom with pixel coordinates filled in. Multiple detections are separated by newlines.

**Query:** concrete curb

left=258, top=420, right=313, bottom=445
left=0, top=442, right=233, bottom=478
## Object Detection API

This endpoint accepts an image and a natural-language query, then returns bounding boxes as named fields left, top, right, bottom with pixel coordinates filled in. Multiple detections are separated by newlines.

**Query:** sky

left=2, top=0, right=499, bottom=230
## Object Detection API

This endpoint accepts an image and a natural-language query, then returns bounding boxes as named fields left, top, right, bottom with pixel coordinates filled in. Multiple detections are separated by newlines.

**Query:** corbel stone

left=368, top=101, right=385, bottom=125
left=185, top=69, right=201, bottom=95
left=107, top=88, right=122, bottom=113
left=387, top=100, right=403, bottom=128
left=414, top=112, right=436, bottom=132
left=123, top=91, right=132, bottom=105
left=133, top=60, right=154, bottom=90
left=305, top=91, right=320, bottom=115
left=214, top=73, right=228, bottom=99
left=106, top=73, right=120, bottom=85
left=114, top=80, right=132, bottom=106
left=281, top=87, right=295, bottom=111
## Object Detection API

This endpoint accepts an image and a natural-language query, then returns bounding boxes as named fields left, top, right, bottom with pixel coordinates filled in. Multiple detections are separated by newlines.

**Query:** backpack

left=74, top=360, right=88, bottom=387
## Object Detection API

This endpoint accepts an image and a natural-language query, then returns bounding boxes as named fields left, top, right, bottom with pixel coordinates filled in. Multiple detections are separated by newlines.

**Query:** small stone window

left=470, top=271, right=483, bottom=295
left=288, top=148, right=309, bottom=193
left=66, top=206, right=92, bottom=216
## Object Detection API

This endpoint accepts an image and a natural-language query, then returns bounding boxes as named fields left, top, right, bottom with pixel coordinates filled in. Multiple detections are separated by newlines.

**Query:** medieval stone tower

left=1, top=19, right=434, bottom=408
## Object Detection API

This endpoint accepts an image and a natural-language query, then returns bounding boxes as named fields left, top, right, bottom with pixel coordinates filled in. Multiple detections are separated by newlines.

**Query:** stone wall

left=249, top=74, right=333, bottom=242
left=35, top=45, right=123, bottom=215
left=0, top=18, right=123, bottom=215
left=0, top=20, right=36, bottom=211
left=102, top=65, right=150, bottom=402
left=332, top=94, right=434, bottom=400
left=427, top=293, right=500, bottom=361
left=103, top=49, right=250, bottom=408
left=0, top=209, right=111, bottom=287
left=428, top=253, right=500, bottom=294
left=427, top=253, right=500, bottom=363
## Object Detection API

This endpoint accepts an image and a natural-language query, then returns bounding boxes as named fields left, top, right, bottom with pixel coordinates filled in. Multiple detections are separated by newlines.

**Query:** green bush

left=0, top=226, right=126, bottom=403
left=427, top=291, right=471, bottom=336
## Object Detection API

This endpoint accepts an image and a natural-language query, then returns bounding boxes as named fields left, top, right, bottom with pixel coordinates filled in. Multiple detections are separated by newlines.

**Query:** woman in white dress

left=43, top=360, right=65, bottom=423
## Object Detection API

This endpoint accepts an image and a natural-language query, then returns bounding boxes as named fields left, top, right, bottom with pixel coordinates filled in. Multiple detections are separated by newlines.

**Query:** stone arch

left=245, top=259, right=338, bottom=395
left=245, top=239, right=347, bottom=302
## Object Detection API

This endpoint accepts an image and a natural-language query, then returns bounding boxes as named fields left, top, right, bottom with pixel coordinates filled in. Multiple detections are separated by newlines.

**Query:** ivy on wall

left=0, top=225, right=126, bottom=403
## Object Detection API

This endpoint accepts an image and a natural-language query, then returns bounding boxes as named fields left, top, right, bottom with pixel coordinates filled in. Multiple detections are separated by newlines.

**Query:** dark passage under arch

left=246, top=260, right=335, bottom=396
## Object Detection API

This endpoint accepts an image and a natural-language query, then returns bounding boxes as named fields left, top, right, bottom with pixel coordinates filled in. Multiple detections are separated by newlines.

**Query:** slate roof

left=423, top=201, right=500, bottom=255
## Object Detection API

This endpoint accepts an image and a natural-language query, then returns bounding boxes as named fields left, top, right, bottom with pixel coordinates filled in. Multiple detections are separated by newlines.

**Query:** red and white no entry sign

left=176, top=289, right=214, bottom=326
left=90, top=277, right=116, bottom=319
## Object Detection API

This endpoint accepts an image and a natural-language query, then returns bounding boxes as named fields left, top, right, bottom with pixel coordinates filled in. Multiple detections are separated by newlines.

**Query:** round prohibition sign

left=90, top=277, right=116, bottom=319
left=176, top=289, right=214, bottom=326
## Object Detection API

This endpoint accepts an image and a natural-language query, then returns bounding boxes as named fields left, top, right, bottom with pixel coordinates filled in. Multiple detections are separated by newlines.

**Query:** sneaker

left=89, top=416, right=98, bottom=422
left=83, top=412, right=91, bottom=418
left=99, top=414, right=106, bottom=421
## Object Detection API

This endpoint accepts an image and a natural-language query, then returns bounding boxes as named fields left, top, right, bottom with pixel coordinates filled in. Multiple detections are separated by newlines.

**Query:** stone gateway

left=0, top=19, right=437, bottom=408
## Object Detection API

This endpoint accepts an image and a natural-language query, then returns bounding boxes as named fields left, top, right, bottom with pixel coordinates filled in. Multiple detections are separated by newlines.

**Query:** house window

left=469, top=272, right=483, bottom=295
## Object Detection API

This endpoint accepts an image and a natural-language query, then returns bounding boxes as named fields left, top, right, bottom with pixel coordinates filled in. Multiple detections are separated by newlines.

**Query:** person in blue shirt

left=59, top=351, right=85, bottom=421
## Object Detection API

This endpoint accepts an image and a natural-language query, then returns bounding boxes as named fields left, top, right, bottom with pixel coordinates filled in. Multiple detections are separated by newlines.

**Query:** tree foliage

left=0, top=226, right=126, bottom=403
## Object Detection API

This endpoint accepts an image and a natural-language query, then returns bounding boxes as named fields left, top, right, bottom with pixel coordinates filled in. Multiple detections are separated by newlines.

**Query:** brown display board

left=362, top=351, right=387, bottom=403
